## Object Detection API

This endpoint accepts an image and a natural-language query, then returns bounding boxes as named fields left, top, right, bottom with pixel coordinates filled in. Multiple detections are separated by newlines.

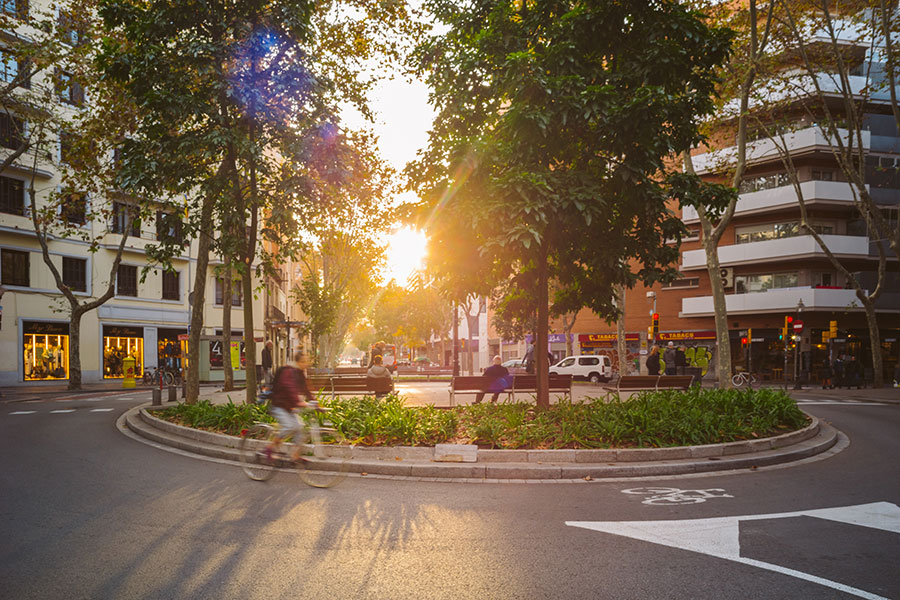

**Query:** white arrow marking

left=566, top=502, right=900, bottom=600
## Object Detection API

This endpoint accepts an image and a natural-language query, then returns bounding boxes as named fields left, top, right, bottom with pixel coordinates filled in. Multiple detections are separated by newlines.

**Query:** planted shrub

left=155, top=388, right=809, bottom=449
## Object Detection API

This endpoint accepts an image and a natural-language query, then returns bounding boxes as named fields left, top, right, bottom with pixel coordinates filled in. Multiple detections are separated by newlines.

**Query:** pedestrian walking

left=675, top=345, right=687, bottom=375
left=261, top=340, right=274, bottom=384
left=663, top=341, right=677, bottom=376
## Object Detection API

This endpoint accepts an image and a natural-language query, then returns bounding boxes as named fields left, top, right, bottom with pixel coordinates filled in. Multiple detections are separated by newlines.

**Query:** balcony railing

left=681, top=234, right=870, bottom=270
left=681, top=286, right=865, bottom=317
left=681, top=180, right=863, bottom=223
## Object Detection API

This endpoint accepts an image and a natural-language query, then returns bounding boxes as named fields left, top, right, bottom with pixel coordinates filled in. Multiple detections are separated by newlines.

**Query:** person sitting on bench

left=366, top=355, right=393, bottom=399
left=475, top=355, right=510, bottom=404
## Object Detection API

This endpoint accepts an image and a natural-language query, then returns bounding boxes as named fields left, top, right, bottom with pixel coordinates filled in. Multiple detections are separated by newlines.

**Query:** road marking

left=621, top=487, right=733, bottom=505
left=796, top=401, right=886, bottom=406
left=50, top=409, right=76, bottom=414
left=567, top=501, right=900, bottom=600
left=90, top=408, right=114, bottom=412
left=9, top=411, right=36, bottom=415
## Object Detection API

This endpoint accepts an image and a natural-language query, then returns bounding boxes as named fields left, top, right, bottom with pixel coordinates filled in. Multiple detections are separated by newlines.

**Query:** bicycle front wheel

left=239, top=424, right=278, bottom=481
left=297, top=425, right=349, bottom=488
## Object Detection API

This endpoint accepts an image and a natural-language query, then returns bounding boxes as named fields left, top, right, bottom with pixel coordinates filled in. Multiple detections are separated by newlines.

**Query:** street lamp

left=793, top=299, right=805, bottom=390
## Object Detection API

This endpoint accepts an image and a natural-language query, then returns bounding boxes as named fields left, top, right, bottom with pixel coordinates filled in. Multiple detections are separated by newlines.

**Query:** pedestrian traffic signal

left=651, top=313, right=659, bottom=336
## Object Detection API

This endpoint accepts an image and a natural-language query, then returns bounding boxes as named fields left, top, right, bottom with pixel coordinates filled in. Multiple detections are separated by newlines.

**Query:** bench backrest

left=450, top=376, right=491, bottom=391
left=616, top=375, right=694, bottom=390
left=511, top=374, right=572, bottom=390
left=308, top=375, right=393, bottom=393
left=659, top=375, right=694, bottom=388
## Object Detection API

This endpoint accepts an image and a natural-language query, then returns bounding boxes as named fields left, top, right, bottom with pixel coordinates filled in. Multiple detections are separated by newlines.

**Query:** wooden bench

left=604, top=375, right=695, bottom=393
left=449, top=374, right=573, bottom=406
left=307, top=375, right=394, bottom=397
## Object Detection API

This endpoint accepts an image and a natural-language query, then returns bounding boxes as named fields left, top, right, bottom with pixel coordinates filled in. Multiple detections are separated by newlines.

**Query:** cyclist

left=266, top=350, right=316, bottom=463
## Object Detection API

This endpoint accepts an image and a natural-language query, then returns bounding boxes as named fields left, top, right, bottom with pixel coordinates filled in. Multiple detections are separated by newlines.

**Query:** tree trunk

left=68, top=308, right=84, bottom=389
left=703, top=230, right=732, bottom=388
left=222, top=261, right=234, bottom=392
left=241, top=260, right=257, bottom=403
left=616, top=285, right=628, bottom=377
left=535, top=240, right=550, bottom=409
left=186, top=195, right=216, bottom=403
left=860, top=295, right=884, bottom=388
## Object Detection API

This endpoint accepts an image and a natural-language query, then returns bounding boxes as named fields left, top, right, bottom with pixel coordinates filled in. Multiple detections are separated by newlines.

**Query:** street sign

left=829, top=320, right=837, bottom=336
left=793, top=320, right=804, bottom=333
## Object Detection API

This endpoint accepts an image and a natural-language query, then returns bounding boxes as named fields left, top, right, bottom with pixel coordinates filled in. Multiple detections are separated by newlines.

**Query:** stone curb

left=123, top=403, right=837, bottom=480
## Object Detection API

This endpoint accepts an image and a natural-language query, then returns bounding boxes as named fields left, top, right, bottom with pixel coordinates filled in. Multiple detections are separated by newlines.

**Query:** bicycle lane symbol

left=622, top=486, right=734, bottom=506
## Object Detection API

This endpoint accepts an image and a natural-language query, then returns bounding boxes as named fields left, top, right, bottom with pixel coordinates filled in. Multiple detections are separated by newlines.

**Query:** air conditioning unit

left=720, top=267, right=734, bottom=289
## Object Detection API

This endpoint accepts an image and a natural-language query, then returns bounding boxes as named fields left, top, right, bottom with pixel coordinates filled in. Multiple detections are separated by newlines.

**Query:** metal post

left=452, top=303, right=459, bottom=377
left=783, top=339, right=789, bottom=391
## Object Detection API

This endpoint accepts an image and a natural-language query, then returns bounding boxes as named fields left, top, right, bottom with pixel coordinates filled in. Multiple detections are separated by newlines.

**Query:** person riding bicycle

left=267, top=350, right=316, bottom=462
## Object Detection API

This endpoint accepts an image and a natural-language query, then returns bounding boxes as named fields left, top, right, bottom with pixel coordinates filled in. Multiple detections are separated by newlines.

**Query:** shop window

left=23, top=322, right=69, bottom=380
left=0, top=112, right=24, bottom=150
left=103, top=326, right=143, bottom=378
left=0, top=175, right=24, bottom=216
left=215, top=277, right=242, bottom=306
left=62, top=257, right=86, bottom=292
left=111, top=202, right=140, bottom=236
left=1, top=248, right=29, bottom=286
left=117, top=264, right=137, bottom=297
left=162, top=270, right=180, bottom=300
left=60, top=191, right=87, bottom=225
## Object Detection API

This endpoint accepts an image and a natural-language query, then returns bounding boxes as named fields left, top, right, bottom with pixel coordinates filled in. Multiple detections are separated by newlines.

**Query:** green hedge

left=156, top=388, right=808, bottom=449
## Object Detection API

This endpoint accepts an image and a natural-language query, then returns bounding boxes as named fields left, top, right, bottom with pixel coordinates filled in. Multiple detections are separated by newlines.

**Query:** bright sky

left=342, top=72, right=436, bottom=286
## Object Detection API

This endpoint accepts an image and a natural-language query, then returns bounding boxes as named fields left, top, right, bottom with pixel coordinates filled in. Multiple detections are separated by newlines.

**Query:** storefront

left=157, top=328, right=185, bottom=376
left=577, top=333, right=640, bottom=374
left=525, top=334, right=572, bottom=363
left=658, top=331, right=717, bottom=378
left=23, top=321, right=70, bottom=381
left=103, top=325, right=144, bottom=379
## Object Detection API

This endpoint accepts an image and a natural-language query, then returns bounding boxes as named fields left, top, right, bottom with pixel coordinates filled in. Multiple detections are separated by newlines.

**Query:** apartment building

left=0, top=0, right=265, bottom=385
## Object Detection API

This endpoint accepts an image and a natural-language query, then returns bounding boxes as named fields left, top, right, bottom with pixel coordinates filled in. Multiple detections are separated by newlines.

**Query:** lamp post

left=793, top=299, right=805, bottom=390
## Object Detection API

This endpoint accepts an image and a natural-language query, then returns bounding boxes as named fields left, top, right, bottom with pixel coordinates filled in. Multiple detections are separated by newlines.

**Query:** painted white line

left=797, top=401, right=886, bottom=406
left=90, top=408, right=114, bottom=412
left=567, top=501, right=900, bottom=600
left=50, top=409, right=76, bottom=414
left=9, top=411, right=36, bottom=415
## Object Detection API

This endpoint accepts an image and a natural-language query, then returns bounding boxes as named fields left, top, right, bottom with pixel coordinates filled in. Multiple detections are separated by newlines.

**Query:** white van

left=549, top=355, right=612, bottom=383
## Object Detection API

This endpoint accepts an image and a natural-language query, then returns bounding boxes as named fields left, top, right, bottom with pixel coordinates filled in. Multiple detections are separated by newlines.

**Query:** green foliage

left=157, top=388, right=808, bottom=449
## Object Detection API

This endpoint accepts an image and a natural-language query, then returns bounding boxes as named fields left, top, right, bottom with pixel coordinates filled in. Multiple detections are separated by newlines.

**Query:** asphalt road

left=1, top=391, right=898, bottom=600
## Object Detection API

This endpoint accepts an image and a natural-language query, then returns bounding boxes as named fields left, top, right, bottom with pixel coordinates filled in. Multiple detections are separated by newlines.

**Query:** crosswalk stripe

left=9, top=411, right=36, bottom=415
left=90, top=408, right=114, bottom=412
left=50, top=409, right=76, bottom=414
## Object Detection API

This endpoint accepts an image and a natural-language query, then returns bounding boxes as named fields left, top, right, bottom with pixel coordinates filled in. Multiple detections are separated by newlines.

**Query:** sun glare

left=384, top=227, right=428, bottom=286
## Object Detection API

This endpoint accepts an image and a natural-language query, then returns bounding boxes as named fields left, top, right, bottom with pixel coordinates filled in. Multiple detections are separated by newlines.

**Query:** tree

left=5, top=0, right=139, bottom=389
left=409, top=0, right=732, bottom=407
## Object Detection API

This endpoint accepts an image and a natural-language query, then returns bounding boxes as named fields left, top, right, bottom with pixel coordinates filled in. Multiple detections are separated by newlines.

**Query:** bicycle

left=239, top=401, right=349, bottom=488
left=731, top=371, right=759, bottom=388
left=622, top=486, right=733, bottom=505
left=142, top=365, right=175, bottom=386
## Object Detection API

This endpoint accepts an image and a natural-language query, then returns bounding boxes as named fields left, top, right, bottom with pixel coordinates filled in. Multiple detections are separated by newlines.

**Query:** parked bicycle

left=239, top=400, right=348, bottom=488
left=731, top=371, right=759, bottom=388
left=142, top=365, right=176, bottom=386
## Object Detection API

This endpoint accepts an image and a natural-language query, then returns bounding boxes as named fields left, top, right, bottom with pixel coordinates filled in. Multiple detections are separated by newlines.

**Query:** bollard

left=167, top=385, right=177, bottom=403
left=151, top=387, right=162, bottom=406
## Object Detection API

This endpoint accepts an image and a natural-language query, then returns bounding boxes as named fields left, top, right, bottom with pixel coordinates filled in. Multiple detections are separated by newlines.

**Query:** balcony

left=681, top=287, right=864, bottom=317
left=681, top=180, right=863, bottom=223
left=690, top=127, right=870, bottom=175
left=681, top=234, right=870, bottom=270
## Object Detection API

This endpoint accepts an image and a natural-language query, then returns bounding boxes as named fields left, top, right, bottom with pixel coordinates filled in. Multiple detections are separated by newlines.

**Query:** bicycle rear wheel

left=297, top=425, right=349, bottom=488
left=163, top=371, right=175, bottom=386
left=239, top=424, right=278, bottom=481
left=730, top=373, right=745, bottom=387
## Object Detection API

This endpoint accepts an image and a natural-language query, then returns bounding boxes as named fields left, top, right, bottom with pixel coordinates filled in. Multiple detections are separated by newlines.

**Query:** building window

left=60, top=191, right=87, bottom=225
left=111, top=202, right=140, bottom=236
left=55, top=69, right=84, bottom=106
left=0, top=0, right=27, bottom=19
left=117, top=264, right=137, bottom=297
left=811, top=169, right=834, bottom=182
left=735, top=272, right=799, bottom=294
left=156, top=211, right=183, bottom=245
left=162, top=270, right=180, bottom=300
left=58, top=9, right=87, bottom=47
left=738, top=172, right=790, bottom=194
left=215, top=277, right=242, bottom=306
left=662, top=277, right=700, bottom=289
left=62, top=256, right=86, bottom=292
left=0, top=175, right=24, bottom=216
left=1, top=248, right=29, bottom=286
left=0, top=112, right=24, bottom=150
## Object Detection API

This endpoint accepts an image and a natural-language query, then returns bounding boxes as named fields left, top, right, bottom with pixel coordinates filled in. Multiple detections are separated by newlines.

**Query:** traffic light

left=740, top=336, right=748, bottom=346
left=782, top=315, right=793, bottom=343
left=651, top=313, right=659, bottom=337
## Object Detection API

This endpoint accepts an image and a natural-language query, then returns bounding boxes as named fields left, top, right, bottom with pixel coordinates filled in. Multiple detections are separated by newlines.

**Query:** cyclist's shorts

left=270, top=406, right=304, bottom=441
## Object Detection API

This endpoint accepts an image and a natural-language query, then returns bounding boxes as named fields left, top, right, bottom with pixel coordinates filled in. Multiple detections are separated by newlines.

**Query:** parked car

left=549, top=355, right=612, bottom=383
left=501, top=358, right=528, bottom=374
